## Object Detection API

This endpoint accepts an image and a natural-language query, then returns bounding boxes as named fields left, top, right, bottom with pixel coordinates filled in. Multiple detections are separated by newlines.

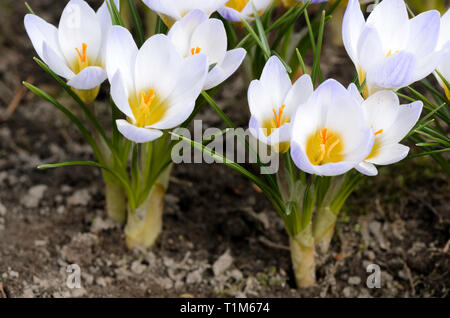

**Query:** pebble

left=130, top=261, right=146, bottom=275
left=21, top=185, right=48, bottom=208
left=213, top=249, right=233, bottom=277
left=0, top=202, right=6, bottom=216
left=90, top=217, right=116, bottom=233
left=67, top=189, right=91, bottom=206
left=186, top=269, right=204, bottom=284
left=348, top=276, right=361, bottom=285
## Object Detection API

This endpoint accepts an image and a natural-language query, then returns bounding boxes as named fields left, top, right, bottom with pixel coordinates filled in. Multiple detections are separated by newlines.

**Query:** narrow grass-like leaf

left=126, top=0, right=145, bottom=47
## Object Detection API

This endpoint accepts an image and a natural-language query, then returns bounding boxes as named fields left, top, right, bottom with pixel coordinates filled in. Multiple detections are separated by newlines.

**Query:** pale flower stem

left=125, top=165, right=172, bottom=249
left=313, top=205, right=337, bottom=254
left=103, top=173, right=127, bottom=224
left=289, top=224, right=316, bottom=288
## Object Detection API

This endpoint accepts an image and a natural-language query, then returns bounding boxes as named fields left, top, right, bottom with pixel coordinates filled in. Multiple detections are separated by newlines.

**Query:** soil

left=0, top=0, right=449, bottom=298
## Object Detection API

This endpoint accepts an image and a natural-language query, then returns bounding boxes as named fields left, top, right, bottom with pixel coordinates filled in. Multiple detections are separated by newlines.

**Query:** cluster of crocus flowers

left=24, top=0, right=120, bottom=102
left=142, top=0, right=228, bottom=26
left=249, top=57, right=423, bottom=176
left=248, top=56, right=313, bottom=153
left=167, top=10, right=247, bottom=90
left=343, top=0, right=446, bottom=97
left=106, top=26, right=208, bottom=143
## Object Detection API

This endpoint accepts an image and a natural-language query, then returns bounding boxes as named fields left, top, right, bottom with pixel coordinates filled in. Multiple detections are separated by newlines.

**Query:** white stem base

left=289, top=225, right=316, bottom=288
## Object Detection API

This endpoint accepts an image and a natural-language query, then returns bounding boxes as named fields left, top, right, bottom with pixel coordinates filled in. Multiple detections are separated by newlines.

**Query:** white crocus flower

left=290, top=79, right=374, bottom=176
left=142, top=0, right=228, bottom=27
left=343, top=0, right=444, bottom=97
left=218, top=0, right=273, bottom=22
left=24, top=0, right=119, bottom=102
left=168, top=10, right=246, bottom=90
left=106, top=26, right=208, bottom=143
left=346, top=85, right=423, bottom=176
left=248, top=56, right=313, bottom=153
left=435, top=9, right=450, bottom=100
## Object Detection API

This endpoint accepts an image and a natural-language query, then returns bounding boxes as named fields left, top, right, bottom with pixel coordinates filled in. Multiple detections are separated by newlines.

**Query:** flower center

left=225, top=0, right=249, bottom=12
left=306, top=128, right=343, bottom=165
left=129, top=89, right=168, bottom=128
left=261, top=104, right=290, bottom=137
left=190, top=46, right=202, bottom=55
left=75, top=43, right=89, bottom=72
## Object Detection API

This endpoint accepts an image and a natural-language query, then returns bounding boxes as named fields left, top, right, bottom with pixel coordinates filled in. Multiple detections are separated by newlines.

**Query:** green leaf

left=126, top=0, right=145, bottom=47
left=25, top=2, right=35, bottom=14
left=107, top=0, right=124, bottom=26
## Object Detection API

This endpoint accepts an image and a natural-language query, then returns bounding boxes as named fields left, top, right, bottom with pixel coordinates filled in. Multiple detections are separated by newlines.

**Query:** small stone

left=96, top=277, right=112, bottom=287
left=9, top=270, right=19, bottom=278
left=348, top=276, right=361, bottom=285
left=21, top=185, right=48, bottom=208
left=229, top=269, right=243, bottom=281
left=90, top=217, right=116, bottom=233
left=57, top=206, right=65, bottom=214
left=342, top=286, right=356, bottom=297
left=34, top=240, right=47, bottom=247
left=131, top=261, right=146, bottom=275
left=213, top=249, right=233, bottom=277
left=186, top=269, right=203, bottom=284
left=22, top=287, right=34, bottom=298
left=67, top=189, right=91, bottom=206
left=156, top=277, right=173, bottom=290
left=0, top=202, right=6, bottom=216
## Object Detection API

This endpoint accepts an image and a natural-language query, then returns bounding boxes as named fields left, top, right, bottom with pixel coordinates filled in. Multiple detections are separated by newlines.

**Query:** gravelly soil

left=0, top=0, right=449, bottom=298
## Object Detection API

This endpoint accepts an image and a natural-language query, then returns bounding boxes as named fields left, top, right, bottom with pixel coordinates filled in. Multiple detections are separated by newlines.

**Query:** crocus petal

left=356, top=161, right=378, bottom=176
left=260, top=56, right=292, bottom=110
left=437, top=9, right=450, bottom=50
left=366, top=143, right=409, bottom=166
left=168, top=9, right=208, bottom=57
left=249, top=116, right=292, bottom=146
left=58, top=0, right=102, bottom=65
left=106, top=26, right=138, bottom=92
left=42, top=42, right=75, bottom=79
left=24, top=14, right=62, bottom=63
left=110, top=71, right=135, bottom=122
left=66, top=66, right=107, bottom=89
left=283, top=74, right=313, bottom=116
left=382, top=101, right=423, bottom=144
left=362, top=90, right=400, bottom=132
left=357, top=26, right=384, bottom=75
left=218, top=7, right=243, bottom=22
left=96, top=0, right=120, bottom=65
left=369, top=51, right=415, bottom=89
left=203, top=48, right=246, bottom=90
left=190, top=18, right=227, bottom=65
left=167, top=53, right=208, bottom=107
left=413, top=50, right=444, bottom=83
left=134, top=34, right=184, bottom=100
left=342, top=0, right=365, bottom=66
left=116, top=119, right=163, bottom=143
left=407, top=10, right=440, bottom=58
left=248, top=80, right=274, bottom=121
left=366, top=0, right=410, bottom=51
left=142, top=0, right=180, bottom=20
left=347, top=83, right=364, bottom=104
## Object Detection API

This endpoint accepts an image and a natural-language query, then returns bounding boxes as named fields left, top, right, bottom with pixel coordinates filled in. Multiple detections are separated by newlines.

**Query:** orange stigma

left=271, top=104, right=286, bottom=128
left=190, top=47, right=201, bottom=55
left=320, top=128, right=334, bottom=145
left=371, top=125, right=383, bottom=136
left=141, top=89, right=155, bottom=106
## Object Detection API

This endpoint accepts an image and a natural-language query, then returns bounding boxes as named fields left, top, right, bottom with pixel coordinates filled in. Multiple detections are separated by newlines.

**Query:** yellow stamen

left=190, top=46, right=202, bottom=55
left=75, top=43, right=89, bottom=71
left=306, top=128, right=343, bottom=166
left=129, top=89, right=168, bottom=128
left=262, top=104, right=290, bottom=137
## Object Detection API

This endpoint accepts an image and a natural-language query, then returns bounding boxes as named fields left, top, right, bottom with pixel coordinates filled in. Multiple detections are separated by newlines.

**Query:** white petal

left=368, top=51, right=415, bottom=89
left=218, top=7, right=244, bottom=22
left=24, top=14, right=62, bottom=62
left=437, top=9, right=450, bottom=50
left=168, top=53, right=208, bottom=106
left=367, top=143, right=409, bottom=165
left=260, top=56, right=292, bottom=110
left=42, top=42, right=75, bottom=79
left=283, top=74, right=313, bottom=116
left=168, top=9, right=208, bottom=57
left=357, top=26, right=384, bottom=74
left=342, top=0, right=365, bottom=66
left=347, top=83, right=364, bottom=104
left=362, top=90, right=400, bottom=132
left=366, top=0, right=410, bottom=51
left=413, top=50, right=444, bottom=83
left=110, top=71, right=135, bottom=121
left=247, top=80, right=273, bottom=121
left=134, top=34, right=183, bottom=100
left=356, top=161, right=378, bottom=176
left=190, top=18, right=227, bottom=66
left=203, top=48, right=246, bottom=90
left=407, top=10, right=440, bottom=58
left=249, top=116, right=292, bottom=146
left=142, top=0, right=179, bottom=20
left=382, top=101, right=423, bottom=144
left=106, top=26, right=138, bottom=92
left=116, top=119, right=163, bottom=143
left=58, top=0, right=102, bottom=65
left=66, top=66, right=107, bottom=89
